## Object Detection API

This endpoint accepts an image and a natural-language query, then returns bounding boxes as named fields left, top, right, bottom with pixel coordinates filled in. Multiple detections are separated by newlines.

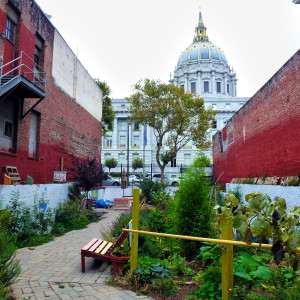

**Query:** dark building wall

left=212, top=50, right=300, bottom=185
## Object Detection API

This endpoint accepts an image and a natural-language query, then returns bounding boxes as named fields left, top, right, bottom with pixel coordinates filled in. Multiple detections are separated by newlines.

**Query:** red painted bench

left=81, top=226, right=130, bottom=272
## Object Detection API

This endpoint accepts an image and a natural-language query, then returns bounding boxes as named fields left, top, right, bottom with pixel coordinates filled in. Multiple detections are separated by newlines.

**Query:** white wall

left=226, top=183, right=300, bottom=212
left=0, top=183, right=74, bottom=210
left=52, top=30, right=102, bottom=122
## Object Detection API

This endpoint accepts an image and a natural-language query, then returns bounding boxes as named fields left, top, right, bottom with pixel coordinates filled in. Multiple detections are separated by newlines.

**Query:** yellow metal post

left=130, top=188, right=140, bottom=273
left=221, top=209, right=233, bottom=300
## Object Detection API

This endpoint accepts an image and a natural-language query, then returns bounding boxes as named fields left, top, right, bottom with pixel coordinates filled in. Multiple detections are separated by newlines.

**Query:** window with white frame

left=119, top=135, right=126, bottom=147
left=119, top=119, right=127, bottom=131
left=133, top=135, right=140, bottom=147
left=191, top=82, right=196, bottom=93
left=204, top=81, right=209, bottom=92
left=216, top=81, right=221, bottom=93
left=184, top=154, right=191, bottom=166
left=104, top=135, right=112, bottom=148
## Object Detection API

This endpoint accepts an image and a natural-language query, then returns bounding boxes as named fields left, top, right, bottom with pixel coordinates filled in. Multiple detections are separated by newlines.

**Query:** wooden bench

left=81, top=227, right=129, bottom=273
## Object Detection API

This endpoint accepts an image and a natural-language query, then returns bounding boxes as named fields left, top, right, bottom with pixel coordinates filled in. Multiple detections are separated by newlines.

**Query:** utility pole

left=127, top=119, right=130, bottom=186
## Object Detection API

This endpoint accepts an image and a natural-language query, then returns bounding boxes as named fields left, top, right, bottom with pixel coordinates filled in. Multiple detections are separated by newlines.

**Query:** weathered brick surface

left=0, top=0, right=102, bottom=184
left=213, top=50, right=300, bottom=184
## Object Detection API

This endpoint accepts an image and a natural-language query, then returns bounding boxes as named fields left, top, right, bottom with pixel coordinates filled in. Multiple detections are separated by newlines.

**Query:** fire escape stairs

left=0, top=51, right=47, bottom=119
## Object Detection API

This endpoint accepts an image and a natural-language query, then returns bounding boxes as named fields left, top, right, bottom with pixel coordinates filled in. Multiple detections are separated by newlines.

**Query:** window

left=4, top=120, right=13, bottom=138
left=118, top=153, right=125, bottom=165
left=204, top=81, right=209, bottom=92
left=180, top=85, right=184, bottom=89
left=171, top=157, right=176, bottom=168
left=217, top=82, right=221, bottom=93
left=119, top=135, right=126, bottom=147
left=184, top=154, right=191, bottom=166
left=134, top=122, right=139, bottom=131
left=119, top=119, right=127, bottom=131
left=133, top=135, right=140, bottom=147
left=28, top=111, right=40, bottom=158
left=104, top=153, right=111, bottom=161
left=35, top=35, right=43, bottom=67
left=191, top=82, right=196, bottom=93
left=212, top=120, right=217, bottom=129
left=227, top=83, right=230, bottom=94
left=5, top=18, right=15, bottom=43
left=104, top=135, right=112, bottom=148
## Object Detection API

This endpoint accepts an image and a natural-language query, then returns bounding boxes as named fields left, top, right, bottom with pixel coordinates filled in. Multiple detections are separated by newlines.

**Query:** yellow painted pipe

left=123, top=229, right=300, bottom=253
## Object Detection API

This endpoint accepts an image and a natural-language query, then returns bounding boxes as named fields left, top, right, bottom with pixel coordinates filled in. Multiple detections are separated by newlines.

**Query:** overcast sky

left=36, top=0, right=300, bottom=99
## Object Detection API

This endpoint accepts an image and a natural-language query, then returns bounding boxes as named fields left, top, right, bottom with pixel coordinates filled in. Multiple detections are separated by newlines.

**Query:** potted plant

left=110, top=238, right=130, bottom=276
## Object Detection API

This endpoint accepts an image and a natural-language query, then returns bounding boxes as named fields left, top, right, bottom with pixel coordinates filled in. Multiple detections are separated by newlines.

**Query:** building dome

left=170, top=10, right=237, bottom=98
left=177, top=41, right=227, bottom=67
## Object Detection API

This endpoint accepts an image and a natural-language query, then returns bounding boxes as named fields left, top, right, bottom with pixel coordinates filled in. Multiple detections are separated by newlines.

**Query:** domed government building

left=101, top=10, right=249, bottom=176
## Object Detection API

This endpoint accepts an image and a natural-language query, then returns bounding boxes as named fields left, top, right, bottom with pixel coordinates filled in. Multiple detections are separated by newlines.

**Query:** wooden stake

left=221, top=208, right=233, bottom=300
left=130, top=188, right=140, bottom=273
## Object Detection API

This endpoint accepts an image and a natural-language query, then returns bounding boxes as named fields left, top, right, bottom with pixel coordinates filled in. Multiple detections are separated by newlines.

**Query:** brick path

left=11, top=210, right=152, bottom=300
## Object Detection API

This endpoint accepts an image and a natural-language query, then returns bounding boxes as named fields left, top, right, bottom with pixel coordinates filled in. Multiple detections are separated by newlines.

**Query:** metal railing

left=0, top=51, right=46, bottom=91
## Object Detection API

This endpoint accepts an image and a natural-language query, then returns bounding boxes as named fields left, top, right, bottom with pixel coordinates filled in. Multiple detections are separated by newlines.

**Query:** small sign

left=53, top=171, right=67, bottom=183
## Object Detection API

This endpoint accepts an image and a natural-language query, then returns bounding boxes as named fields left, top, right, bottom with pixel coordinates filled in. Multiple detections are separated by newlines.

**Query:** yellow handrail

left=123, top=229, right=300, bottom=252
left=129, top=188, right=300, bottom=300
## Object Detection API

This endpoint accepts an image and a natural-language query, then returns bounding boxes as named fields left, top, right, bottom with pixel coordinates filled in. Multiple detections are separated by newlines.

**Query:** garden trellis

left=124, top=189, right=300, bottom=300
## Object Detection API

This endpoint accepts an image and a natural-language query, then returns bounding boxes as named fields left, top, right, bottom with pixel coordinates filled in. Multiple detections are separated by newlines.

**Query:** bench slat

left=82, top=238, right=98, bottom=251
left=89, top=239, right=103, bottom=252
left=100, top=242, right=113, bottom=255
left=95, top=241, right=108, bottom=254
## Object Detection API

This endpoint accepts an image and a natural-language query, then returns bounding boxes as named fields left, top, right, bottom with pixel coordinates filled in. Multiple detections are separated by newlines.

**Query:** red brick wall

left=0, top=0, right=102, bottom=184
left=213, top=50, right=300, bottom=185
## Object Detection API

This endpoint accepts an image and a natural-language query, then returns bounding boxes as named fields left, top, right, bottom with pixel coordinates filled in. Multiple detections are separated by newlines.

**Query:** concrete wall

left=52, top=30, right=102, bottom=122
left=213, top=50, right=300, bottom=184
left=226, top=183, right=299, bottom=212
left=0, top=183, right=74, bottom=209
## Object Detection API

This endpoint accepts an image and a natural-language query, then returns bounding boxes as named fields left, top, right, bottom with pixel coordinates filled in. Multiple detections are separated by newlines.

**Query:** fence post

left=130, top=188, right=140, bottom=273
left=221, top=208, right=233, bottom=300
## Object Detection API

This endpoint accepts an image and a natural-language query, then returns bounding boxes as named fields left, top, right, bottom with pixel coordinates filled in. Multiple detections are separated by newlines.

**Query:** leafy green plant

left=173, top=155, right=215, bottom=258
left=215, top=192, right=300, bottom=268
left=137, top=177, right=166, bottom=204
left=151, top=278, right=178, bottom=296
left=188, top=266, right=222, bottom=299
left=196, top=243, right=221, bottom=266
left=234, top=252, right=272, bottom=284
left=110, top=212, right=132, bottom=238
left=134, top=261, right=171, bottom=284
left=0, top=210, right=21, bottom=299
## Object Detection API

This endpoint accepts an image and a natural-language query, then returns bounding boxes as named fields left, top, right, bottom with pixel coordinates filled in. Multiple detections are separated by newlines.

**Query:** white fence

left=226, top=183, right=300, bottom=211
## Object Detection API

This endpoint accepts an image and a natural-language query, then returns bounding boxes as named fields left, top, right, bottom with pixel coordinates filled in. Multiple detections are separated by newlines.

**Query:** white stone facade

left=101, top=11, right=249, bottom=175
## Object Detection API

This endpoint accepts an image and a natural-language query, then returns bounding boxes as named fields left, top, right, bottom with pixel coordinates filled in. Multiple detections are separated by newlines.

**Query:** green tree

left=127, top=79, right=216, bottom=182
left=132, top=157, right=143, bottom=172
left=95, top=80, right=116, bottom=137
left=105, top=158, right=118, bottom=174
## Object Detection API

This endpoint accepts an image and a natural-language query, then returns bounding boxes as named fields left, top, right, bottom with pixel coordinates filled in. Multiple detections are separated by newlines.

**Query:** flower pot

left=110, top=253, right=130, bottom=276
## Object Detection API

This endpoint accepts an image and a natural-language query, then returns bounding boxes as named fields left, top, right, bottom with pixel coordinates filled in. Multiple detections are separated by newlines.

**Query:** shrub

left=137, top=177, right=167, bottom=204
left=110, top=212, right=132, bottom=238
left=6, top=192, right=54, bottom=247
left=173, top=155, right=215, bottom=258
left=0, top=209, right=21, bottom=299
left=51, top=198, right=91, bottom=234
